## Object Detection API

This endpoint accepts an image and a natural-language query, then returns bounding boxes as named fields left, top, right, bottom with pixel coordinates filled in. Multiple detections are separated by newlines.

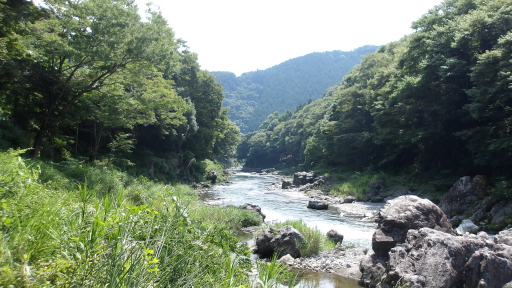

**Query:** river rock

left=277, top=254, right=295, bottom=266
left=496, top=229, right=512, bottom=246
left=254, top=225, right=305, bottom=259
left=207, top=171, right=218, bottom=183
left=360, top=195, right=455, bottom=287
left=342, top=196, right=356, bottom=203
left=381, top=228, right=512, bottom=288
left=439, top=175, right=489, bottom=218
left=372, top=195, right=454, bottom=257
left=326, top=229, right=344, bottom=244
left=471, top=196, right=499, bottom=223
left=490, top=202, right=512, bottom=229
left=307, top=200, right=328, bottom=210
left=369, top=196, right=385, bottom=203
left=281, top=180, right=293, bottom=189
left=240, top=203, right=266, bottom=220
left=293, top=171, right=317, bottom=186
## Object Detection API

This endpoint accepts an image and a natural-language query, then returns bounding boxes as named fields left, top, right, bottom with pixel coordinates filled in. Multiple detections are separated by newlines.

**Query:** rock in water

left=326, top=229, right=344, bottom=244
left=254, top=225, right=305, bottom=259
left=307, top=200, right=329, bottom=210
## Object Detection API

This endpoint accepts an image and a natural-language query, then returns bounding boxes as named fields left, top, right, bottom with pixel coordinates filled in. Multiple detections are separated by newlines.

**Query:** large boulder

left=360, top=195, right=455, bottom=287
left=371, top=195, right=454, bottom=257
left=439, top=175, right=489, bottom=218
left=254, top=225, right=306, bottom=259
left=381, top=228, right=512, bottom=288
left=293, top=171, right=317, bottom=186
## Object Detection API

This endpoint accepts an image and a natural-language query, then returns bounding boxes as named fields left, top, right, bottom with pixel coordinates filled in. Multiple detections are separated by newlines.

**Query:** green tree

left=11, top=0, right=179, bottom=157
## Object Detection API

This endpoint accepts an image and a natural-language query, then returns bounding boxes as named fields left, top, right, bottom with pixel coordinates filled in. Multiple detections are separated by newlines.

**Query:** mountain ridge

left=211, top=45, right=378, bottom=133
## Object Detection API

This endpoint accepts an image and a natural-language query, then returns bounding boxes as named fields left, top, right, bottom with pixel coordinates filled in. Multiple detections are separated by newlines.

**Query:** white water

left=205, top=171, right=382, bottom=248
left=204, top=170, right=386, bottom=288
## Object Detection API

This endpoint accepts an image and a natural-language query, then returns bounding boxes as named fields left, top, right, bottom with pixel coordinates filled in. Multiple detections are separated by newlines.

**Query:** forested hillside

left=239, top=0, right=512, bottom=180
left=212, top=46, right=378, bottom=133
left=0, top=0, right=240, bottom=181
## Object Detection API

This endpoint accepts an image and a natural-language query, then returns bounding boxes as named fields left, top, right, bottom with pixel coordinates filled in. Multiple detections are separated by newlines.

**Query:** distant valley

left=211, top=45, right=378, bottom=133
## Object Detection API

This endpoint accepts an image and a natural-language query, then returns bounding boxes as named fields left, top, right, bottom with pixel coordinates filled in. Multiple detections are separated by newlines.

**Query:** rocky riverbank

left=208, top=169, right=512, bottom=286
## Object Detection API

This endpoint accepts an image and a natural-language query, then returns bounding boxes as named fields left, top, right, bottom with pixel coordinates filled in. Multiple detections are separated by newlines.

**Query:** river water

left=203, top=171, right=384, bottom=288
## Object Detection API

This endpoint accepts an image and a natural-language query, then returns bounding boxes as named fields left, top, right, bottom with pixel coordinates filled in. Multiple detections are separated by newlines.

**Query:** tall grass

left=0, top=149, right=270, bottom=287
left=271, top=220, right=335, bottom=257
left=329, top=172, right=388, bottom=201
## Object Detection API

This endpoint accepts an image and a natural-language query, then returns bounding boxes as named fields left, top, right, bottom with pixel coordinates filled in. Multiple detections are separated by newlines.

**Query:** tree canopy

left=0, top=0, right=239, bottom=180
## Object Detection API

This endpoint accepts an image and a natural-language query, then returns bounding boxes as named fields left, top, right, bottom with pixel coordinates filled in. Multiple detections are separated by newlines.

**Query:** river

left=203, top=171, right=384, bottom=288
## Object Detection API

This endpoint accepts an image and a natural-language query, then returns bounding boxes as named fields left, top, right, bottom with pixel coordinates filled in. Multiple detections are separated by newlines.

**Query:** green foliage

left=329, top=172, right=387, bottom=201
left=0, top=0, right=240, bottom=182
left=0, top=150, right=280, bottom=287
left=254, top=254, right=297, bottom=288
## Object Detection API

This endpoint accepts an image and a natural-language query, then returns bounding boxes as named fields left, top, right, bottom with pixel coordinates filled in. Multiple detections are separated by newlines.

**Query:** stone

left=293, top=171, right=317, bottom=186
left=342, top=196, right=356, bottom=203
left=495, top=229, right=512, bottom=246
left=464, top=249, right=512, bottom=288
left=472, top=175, right=490, bottom=199
left=471, top=196, right=499, bottom=223
left=307, top=200, right=329, bottom=210
left=254, top=225, right=305, bottom=259
left=439, top=176, right=490, bottom=218
left=372, top=195, right=454, bottom=257
left=207, top=170, right=218, bottom=183
left=277, top=254, right=295, bottom=266
left=326, top=229, right=344, bottom=244
left=381, top=228, right=512, bottom=288
left=368, top=179, right=385, bottom=190
left=281, top=180, right=293, bottom=189
left=240, top=203, right=266, bottom=220
left=369, top=196, right=384, bottom=203
left=490, top=202, right=512, bottom=229
left=360, top=195, right=455, bottom=287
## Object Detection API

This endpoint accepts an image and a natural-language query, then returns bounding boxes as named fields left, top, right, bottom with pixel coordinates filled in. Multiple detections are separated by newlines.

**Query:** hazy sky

left=134, top=0, right=444, bottom=75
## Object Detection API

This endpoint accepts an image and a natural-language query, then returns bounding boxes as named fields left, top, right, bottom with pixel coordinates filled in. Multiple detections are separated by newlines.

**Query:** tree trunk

left=89, top=124, right=102, bottom=162
left=32, top=130, right=45, bottom=158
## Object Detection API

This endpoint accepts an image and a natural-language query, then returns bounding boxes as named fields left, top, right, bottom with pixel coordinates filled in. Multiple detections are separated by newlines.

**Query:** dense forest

left=0, top=0, right=240, bottom=181
left=239, top=0, right=512, bottom=180
left=212, top=46, right=377, bottom=133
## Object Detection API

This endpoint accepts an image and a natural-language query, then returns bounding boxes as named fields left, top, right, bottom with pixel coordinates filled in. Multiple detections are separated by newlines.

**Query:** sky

left=134, top=0, right=445, bottom=75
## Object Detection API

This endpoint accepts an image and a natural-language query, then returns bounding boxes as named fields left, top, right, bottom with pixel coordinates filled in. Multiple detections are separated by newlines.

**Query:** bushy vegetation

left=0, top=150, right=267, bottom=287
left=329, top=172, right=388, bottom=201
left=238, top=0, right=512, bottom=182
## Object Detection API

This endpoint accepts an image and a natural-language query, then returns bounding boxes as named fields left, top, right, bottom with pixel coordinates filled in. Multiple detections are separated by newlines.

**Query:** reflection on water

left=291, top=269, right=360, bottom=288
left=204, top=171, right=381, bottom=288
